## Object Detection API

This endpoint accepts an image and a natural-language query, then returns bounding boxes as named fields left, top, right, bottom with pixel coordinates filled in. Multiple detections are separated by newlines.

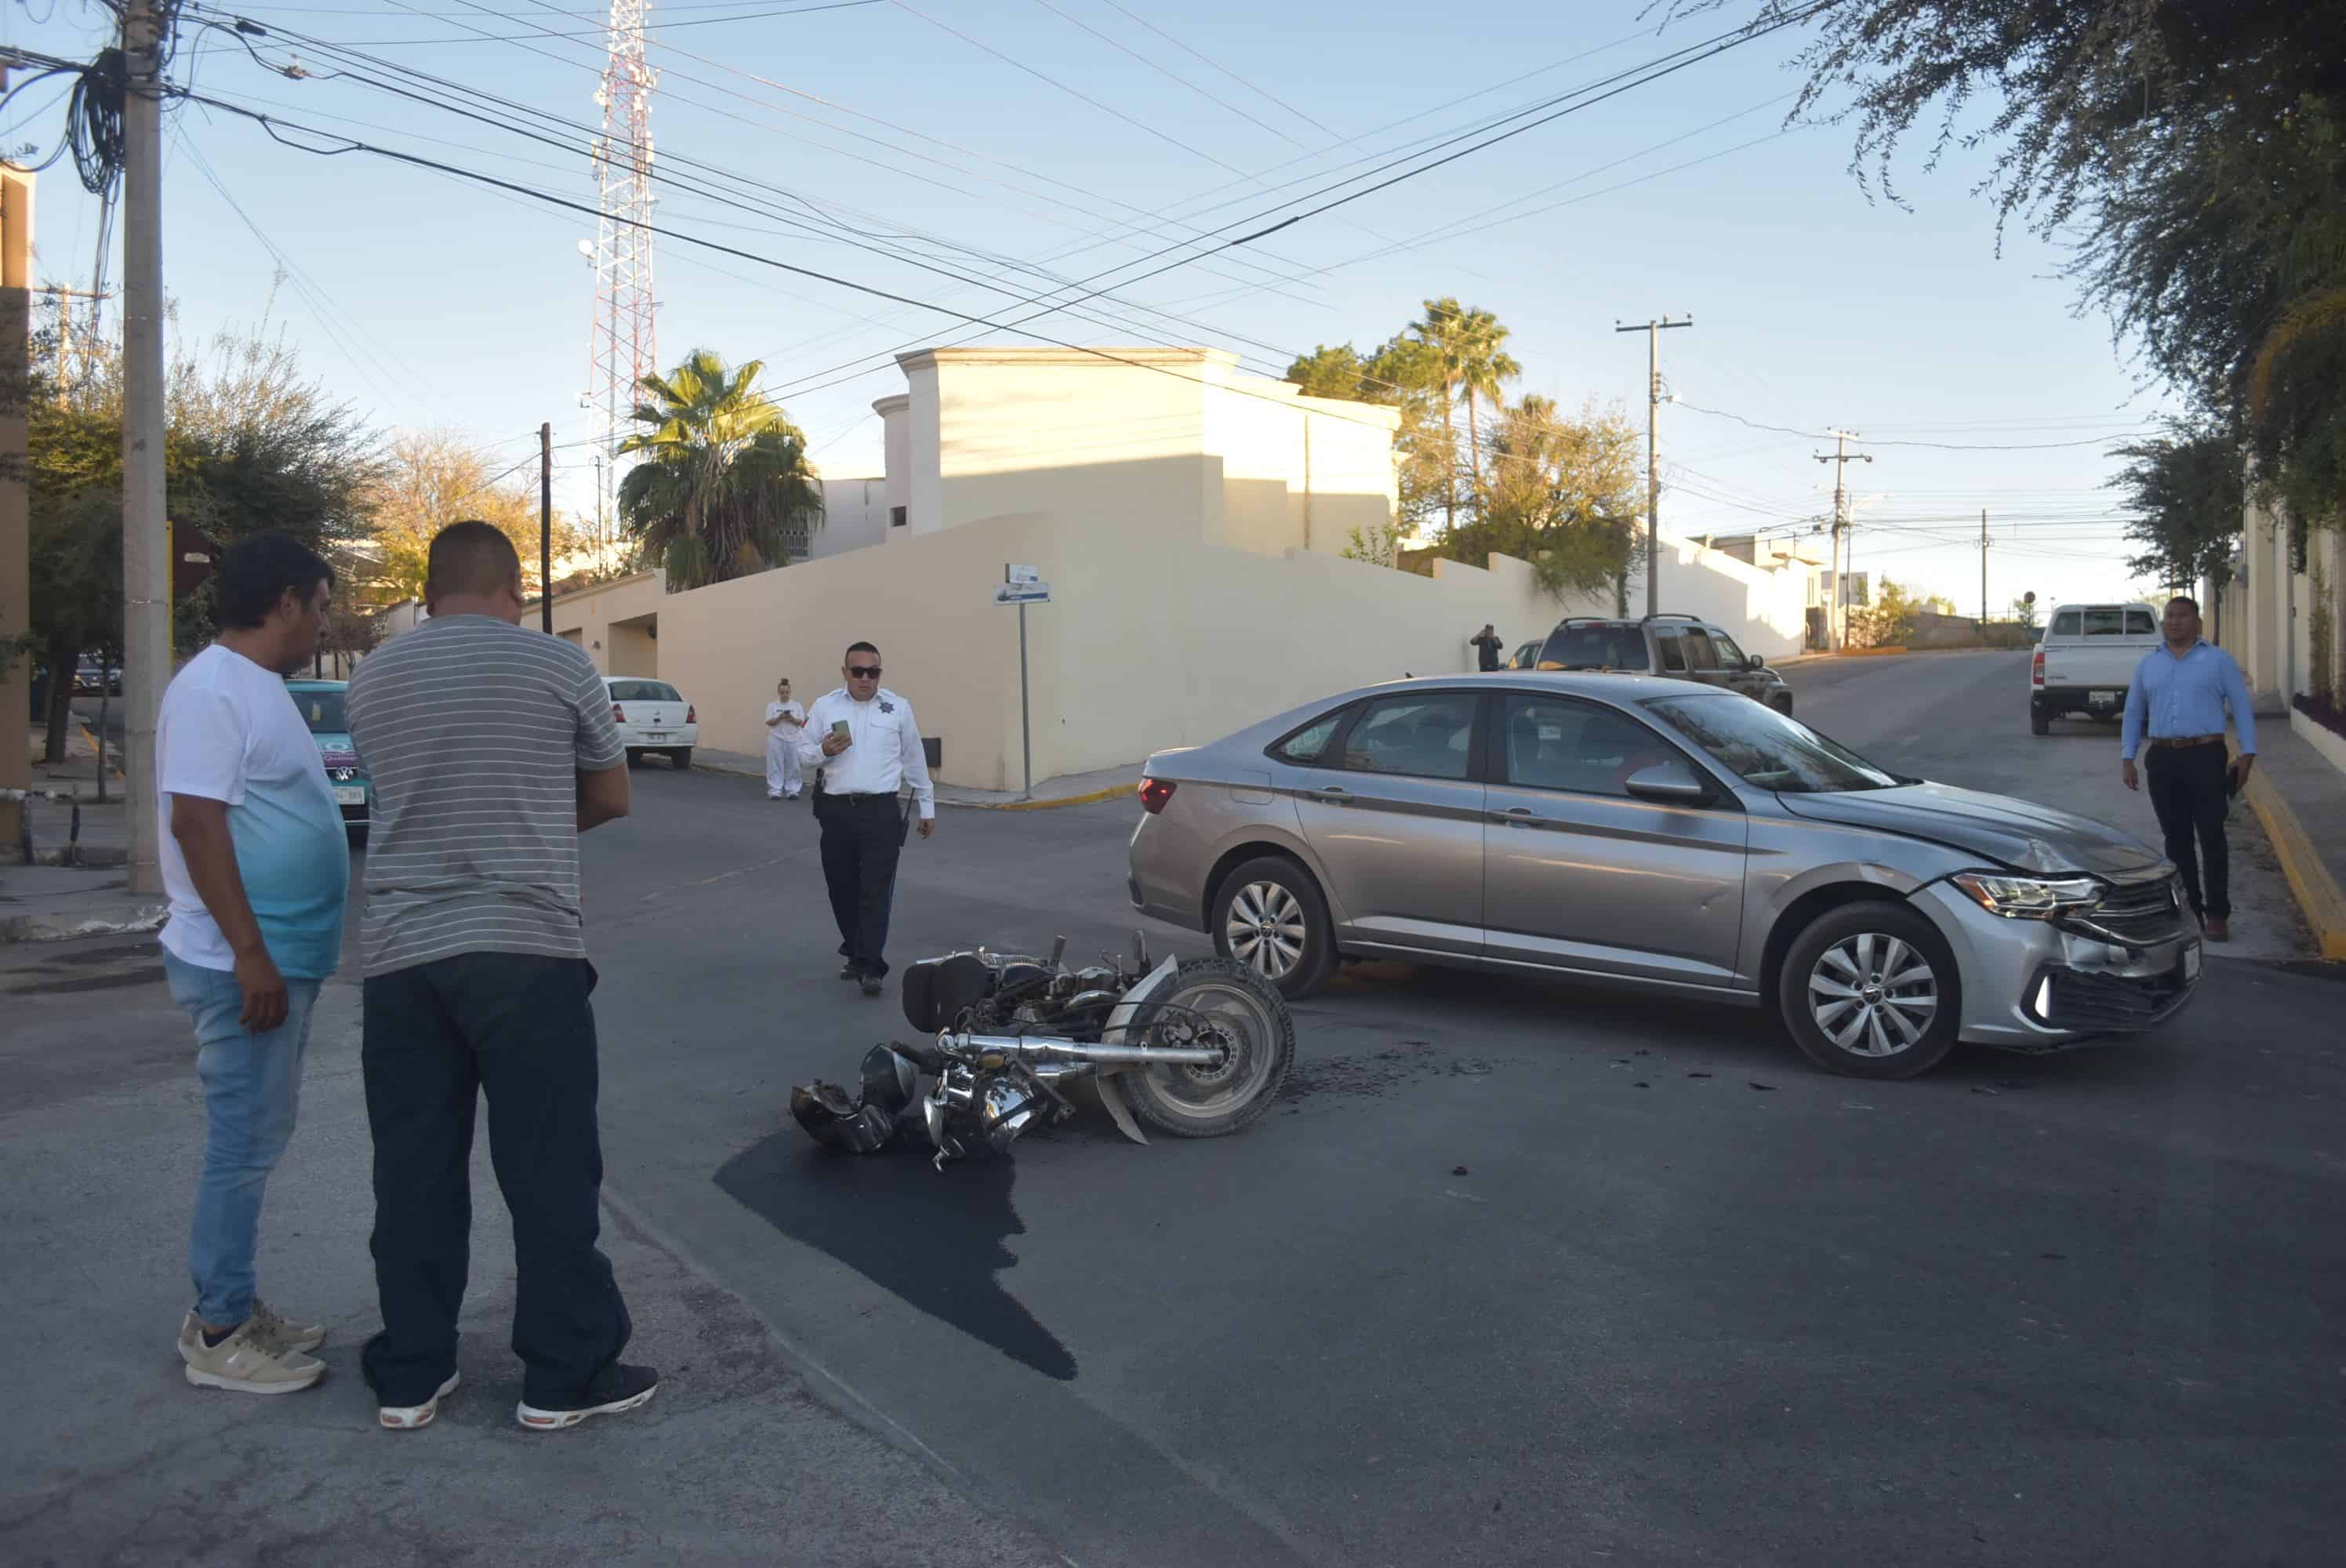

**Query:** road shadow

left=713, top=1130, right=1077, bottom=1382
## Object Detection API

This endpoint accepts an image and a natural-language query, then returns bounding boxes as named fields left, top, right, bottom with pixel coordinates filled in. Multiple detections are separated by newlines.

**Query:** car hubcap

left=1808, top=933, right=1937, bottom=1058
left=1225, top=881, right=1306, bottom=980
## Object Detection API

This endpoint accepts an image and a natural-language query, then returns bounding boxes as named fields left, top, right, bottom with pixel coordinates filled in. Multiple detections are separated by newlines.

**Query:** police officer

left=798, top=641, right=936, bottom=996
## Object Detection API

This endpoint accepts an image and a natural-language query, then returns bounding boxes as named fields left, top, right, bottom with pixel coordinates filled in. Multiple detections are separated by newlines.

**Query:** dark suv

left=1528, top=614, right=1793, bottom=714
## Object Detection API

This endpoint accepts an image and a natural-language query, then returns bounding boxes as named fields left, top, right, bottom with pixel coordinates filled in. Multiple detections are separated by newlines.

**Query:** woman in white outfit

left=764, top=677, right=806, bottom=800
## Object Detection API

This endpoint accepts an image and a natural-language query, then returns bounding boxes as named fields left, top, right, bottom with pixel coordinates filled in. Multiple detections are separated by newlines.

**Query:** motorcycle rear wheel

left=1118, top=958, right=1295, bottom=1138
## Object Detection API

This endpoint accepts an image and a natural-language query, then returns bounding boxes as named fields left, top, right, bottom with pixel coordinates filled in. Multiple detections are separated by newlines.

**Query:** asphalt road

left=9, top=654, right=2339, bottom=1566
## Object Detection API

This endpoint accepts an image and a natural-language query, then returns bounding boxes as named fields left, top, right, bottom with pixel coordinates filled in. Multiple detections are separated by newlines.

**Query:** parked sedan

left=285, top=679, right=369, bottom=843
left=1129, top=673, right=2200, bottom=1079
left=604, top=677, right=698, bottom=769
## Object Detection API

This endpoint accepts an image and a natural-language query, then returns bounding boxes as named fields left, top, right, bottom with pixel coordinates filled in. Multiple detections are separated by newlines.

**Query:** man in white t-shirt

left=156, top=532, right=350, bottom=1396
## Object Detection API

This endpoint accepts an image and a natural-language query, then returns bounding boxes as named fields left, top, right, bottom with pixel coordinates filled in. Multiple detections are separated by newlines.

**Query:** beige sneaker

left=248, top=1298, right=327, bottom=1354
left=178, top=1312, right=326, bottom=1395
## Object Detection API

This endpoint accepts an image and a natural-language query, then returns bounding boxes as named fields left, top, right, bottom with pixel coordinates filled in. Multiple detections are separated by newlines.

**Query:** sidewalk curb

left=942, top=782, right=1134, bottom=812
left=2242, top=768, right=2346, bottom=960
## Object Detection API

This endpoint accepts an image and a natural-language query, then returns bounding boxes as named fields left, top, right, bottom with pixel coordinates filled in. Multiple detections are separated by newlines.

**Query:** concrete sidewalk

left=0, top=937, right=1059, bottom=1567
left=2241, top=719, right=2346, bottom=959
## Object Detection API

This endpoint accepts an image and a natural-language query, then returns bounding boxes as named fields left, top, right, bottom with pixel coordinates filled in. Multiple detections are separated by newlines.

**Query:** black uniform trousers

left=815, top=790, right=905, bottom=978
left=2144, top=742, right=2231, bottom=920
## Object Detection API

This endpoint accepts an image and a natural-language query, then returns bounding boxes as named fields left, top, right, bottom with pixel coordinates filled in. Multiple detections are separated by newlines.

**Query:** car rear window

left=1269, top=709, right=1346, bottom=766
left=1336, top=693, right=1476, bottom=781
left=289, top=689, right=347, bottom=732
left=608, top=680, right=681, bottom=702
left=2052, top=608, right=2154, bottom=637
left=1538, top=624, right=1647, bottom=670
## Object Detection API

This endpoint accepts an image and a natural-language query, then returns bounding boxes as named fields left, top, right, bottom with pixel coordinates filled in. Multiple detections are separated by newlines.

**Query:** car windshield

left=289, top=689, right=347, bottom=733
left=1538, top=625, right=1647, bottom=670
left=1644, top=693, right=1900, bottom=793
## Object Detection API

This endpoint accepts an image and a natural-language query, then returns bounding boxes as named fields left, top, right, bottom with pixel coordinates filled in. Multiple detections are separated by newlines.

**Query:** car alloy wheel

left=1807, top=932, right=1938, bottom=1058
left=1224, top=879, right=1307, bottom=982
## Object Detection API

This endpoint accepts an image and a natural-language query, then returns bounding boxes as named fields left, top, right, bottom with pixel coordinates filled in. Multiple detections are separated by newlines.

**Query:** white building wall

left=877, top=394, right=910, bottom=540
left=811, top=477, right=888, bottom=561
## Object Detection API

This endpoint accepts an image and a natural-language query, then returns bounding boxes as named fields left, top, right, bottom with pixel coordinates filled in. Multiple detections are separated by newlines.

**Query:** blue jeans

left=163, top=952, right=323, bottom=1327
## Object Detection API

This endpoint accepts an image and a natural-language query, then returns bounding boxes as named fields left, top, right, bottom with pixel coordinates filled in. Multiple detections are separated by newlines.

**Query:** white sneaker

left=178, top=1312, right=325, bottom=1395
left=249, top=1297, right=327, bottom=1354
left=378, top=1371, right=460, bottom=1430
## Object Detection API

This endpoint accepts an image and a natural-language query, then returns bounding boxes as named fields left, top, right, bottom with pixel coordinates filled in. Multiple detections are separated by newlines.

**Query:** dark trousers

left=815, top=791, right=903, bottom=978
left=359, top=953, right=630, bottom=1409
left=2145, top=743, right=2231, bottom=919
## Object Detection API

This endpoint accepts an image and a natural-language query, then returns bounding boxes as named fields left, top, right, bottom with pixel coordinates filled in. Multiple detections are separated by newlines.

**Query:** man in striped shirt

left=346, top=521, right=658, bottom=1433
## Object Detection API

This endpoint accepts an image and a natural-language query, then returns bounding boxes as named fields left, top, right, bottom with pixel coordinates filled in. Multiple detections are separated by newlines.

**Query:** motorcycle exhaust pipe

left=946, top=1031, right=1223, bottom=1067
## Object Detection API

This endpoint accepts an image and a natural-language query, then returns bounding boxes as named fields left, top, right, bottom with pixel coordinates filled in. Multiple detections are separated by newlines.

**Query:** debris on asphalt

left=1633, top=1081, right=1651, bottom=1089
left=1749, top=1081, right=1777, bottom=1092
left=1451, top=1165, right=1469, bottom=1176
left=2040, top=1252, right=2068, bottom=1261
left=1843, top=1102, right=1876, bottom=1111
left=1687, top=1071, right=1713, bottom=1079
left=1971, top=1085, right=2002, bottom=1096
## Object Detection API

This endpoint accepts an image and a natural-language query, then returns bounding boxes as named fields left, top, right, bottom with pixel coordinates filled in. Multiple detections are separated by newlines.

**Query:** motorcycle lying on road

left=790, top=936, right=1295, bottom=1170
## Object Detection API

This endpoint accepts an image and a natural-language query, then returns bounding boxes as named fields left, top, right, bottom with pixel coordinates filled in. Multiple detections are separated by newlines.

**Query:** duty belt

left=2145, top=734, right=2224, bottom=750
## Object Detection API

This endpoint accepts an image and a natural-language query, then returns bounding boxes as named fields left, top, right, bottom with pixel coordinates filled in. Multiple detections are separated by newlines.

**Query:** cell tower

left=586, top=0, right=659, bottom=571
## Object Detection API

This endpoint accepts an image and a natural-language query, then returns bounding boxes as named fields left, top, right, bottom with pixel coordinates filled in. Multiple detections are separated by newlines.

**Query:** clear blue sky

left=6, top=0, right=2179, bottom=614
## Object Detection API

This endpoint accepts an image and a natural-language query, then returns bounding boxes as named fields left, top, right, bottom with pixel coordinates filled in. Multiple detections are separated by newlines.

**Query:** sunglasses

left=846, top=665, right=881, bottom=678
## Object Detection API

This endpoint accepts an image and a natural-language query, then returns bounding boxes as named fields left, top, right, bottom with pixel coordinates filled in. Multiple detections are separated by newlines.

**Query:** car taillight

left=612, top=702, right=626, bottom=722
left=685, top=704, right=696, bottom=724
left=1138, top=779, right=1176, bottom=815
left=2030, top=651, right=2045, bottom=687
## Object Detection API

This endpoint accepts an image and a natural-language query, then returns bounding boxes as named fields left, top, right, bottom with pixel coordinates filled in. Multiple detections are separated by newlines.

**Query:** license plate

left=334, top=786, right=366, bottom=805
left=642, top=731, right=670, bottom=742
left=2183, top=945, right=2201, bottom=981
left=2089, top=691, right=2119, bottom=708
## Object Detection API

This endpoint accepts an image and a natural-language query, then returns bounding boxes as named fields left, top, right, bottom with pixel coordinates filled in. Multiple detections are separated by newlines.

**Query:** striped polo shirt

left=346, top=615, right=626, bottom=977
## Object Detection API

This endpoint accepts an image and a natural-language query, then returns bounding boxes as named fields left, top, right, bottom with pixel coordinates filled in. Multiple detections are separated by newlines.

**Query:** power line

left=1675, top=400, right=2163, bottom=451
left=1091, top=0, right=1335, bottom=140
left=1026, top=0, right=1309, bottom=151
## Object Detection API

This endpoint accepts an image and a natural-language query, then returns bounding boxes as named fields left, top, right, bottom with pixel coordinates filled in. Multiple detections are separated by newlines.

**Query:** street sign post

left=996, top=566, right=1055, bottom=798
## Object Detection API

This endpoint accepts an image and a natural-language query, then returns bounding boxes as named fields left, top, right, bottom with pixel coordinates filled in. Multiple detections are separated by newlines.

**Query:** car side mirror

left=1747, top=654, right=1767, bottom=671
left=1624, top=760, right=1711, bottom=805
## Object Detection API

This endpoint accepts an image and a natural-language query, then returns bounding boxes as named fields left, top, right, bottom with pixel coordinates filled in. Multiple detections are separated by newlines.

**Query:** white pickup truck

left=2029, top=601, right=2161, bottom=735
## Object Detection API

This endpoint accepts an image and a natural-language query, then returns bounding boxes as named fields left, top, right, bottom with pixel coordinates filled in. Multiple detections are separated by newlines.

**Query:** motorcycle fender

left=1101, top=954, right=1181, bottom=1044
left=1094, top=1070, right=1149, bottom=1146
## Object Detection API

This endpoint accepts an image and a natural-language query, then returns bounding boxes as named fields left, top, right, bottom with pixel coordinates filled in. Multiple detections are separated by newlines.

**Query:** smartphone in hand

left=831, top=719, right=852, bottom=740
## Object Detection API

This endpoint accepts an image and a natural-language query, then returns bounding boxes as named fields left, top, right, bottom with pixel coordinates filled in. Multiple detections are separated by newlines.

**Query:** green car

left=285, top=679, right=369, bottom=844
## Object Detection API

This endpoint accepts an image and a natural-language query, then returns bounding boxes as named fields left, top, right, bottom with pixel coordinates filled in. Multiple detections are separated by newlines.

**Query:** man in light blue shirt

left=2120, top=595, right=2256, bottom=941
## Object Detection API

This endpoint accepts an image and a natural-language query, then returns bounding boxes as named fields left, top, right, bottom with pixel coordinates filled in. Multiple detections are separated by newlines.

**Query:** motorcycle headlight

left=1951, top=871, right=2102, bottom=920
left=980, top=1079, right=1039, bottom=1153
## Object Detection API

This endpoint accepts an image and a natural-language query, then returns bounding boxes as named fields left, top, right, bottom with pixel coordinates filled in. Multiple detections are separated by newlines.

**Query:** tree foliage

left=618, top=350, right=823, bottom=590
left=1849, top=577, right=1956, bottom=648
left=1658, top=0, right=2346, bottom=526
left=361, top=428, right=590, bottom=605
left=1448, top=395, right=1642, bottom=597
left=2108, top=419, right=2247, bottom=592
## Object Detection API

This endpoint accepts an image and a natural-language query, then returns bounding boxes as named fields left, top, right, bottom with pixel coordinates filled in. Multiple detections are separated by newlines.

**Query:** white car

left=2029, top=602, right=2160, bottom=735
left=604, top=677, right=698, bottom=768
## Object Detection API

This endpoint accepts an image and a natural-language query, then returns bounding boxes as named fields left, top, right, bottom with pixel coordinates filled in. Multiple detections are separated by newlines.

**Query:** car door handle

left=1313, top=785, right=1353, bottom=803
left=1495, top=807, right=1538, bottom=827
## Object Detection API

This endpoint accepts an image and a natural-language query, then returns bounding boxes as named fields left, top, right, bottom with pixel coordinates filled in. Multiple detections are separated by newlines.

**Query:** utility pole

left=38, top=283, right=111, bottom=383
left=1980, top=509, right=1990, bottom=629
left=1812, top=430, right=1872, bottom=652
left=539, top=422, right=554, bottom=632
left=1614, top=315, right=1692, bottom=617
left=121, top=0, right=169, bottom=897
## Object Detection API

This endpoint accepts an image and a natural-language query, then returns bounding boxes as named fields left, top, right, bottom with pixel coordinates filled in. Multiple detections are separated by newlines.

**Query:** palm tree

left=617, top=349, right=823, bottom=590
left=1453, top=307, right=1520, bottom=513
left=1410, top=297, right=1469, bottom=535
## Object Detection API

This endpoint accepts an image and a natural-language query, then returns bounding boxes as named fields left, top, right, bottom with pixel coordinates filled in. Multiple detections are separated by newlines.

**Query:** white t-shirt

left=156, top=644, right=350, bottom=978
left=766, top=699, right=806, bottom=730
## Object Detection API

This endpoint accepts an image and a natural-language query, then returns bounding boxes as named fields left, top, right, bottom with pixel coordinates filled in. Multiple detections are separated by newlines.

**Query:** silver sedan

left=1128, top=673, right=2201, bottom=1080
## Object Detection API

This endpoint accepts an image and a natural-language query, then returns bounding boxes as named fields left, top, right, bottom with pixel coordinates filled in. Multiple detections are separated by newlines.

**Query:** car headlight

left=1951, top=871, right=2102, bottom=919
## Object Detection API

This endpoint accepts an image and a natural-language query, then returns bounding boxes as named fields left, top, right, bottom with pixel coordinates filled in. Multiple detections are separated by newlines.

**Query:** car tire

left=625, top=749, right=644, bottom=768
left=1778, top=902, right=1961, bottom=1080
left=2030, top=707, right=2051, bottom=737
left=667, top=747, right=693, bottom=770
left=348, top=828, right=369, bottom=851
left=1210, top=855, right=1335, bottom=1000
left=1769, top=693, right=1794, bottom=717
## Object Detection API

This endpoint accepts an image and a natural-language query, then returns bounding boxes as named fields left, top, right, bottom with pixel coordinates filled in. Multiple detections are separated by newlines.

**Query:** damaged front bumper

left=1914, top=880, right=2203, bottom=1051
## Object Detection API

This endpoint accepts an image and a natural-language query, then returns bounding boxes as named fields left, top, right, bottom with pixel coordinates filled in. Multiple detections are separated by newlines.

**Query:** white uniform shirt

left=797, top=686, right=936, bottom=819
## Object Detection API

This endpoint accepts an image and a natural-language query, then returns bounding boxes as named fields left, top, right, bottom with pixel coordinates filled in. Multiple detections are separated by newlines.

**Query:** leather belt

left=2145, top=735, right=2224, bottom=750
